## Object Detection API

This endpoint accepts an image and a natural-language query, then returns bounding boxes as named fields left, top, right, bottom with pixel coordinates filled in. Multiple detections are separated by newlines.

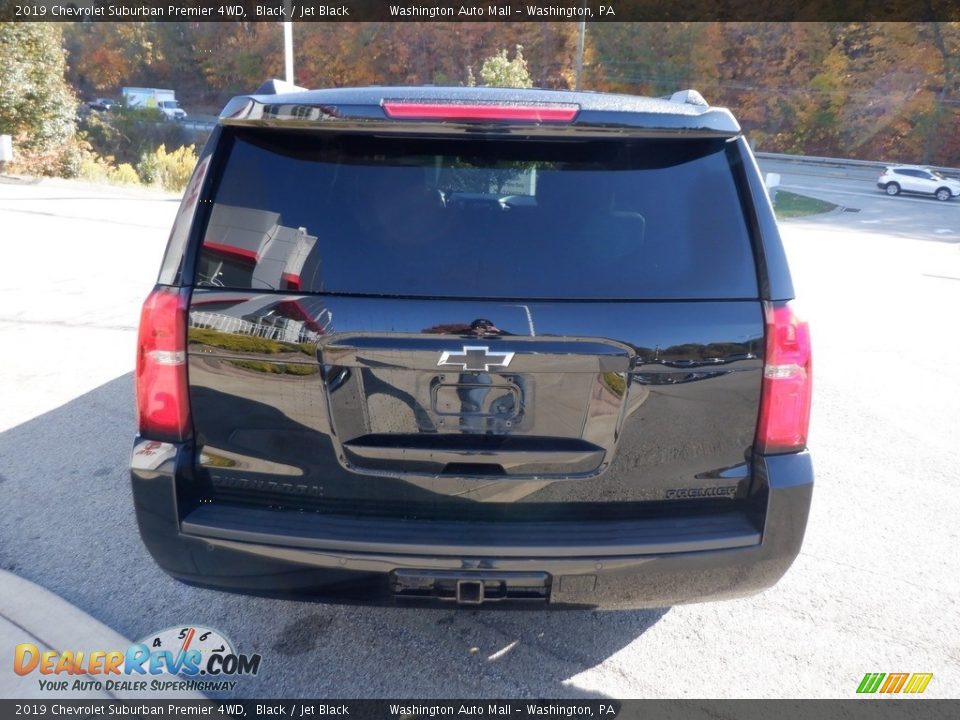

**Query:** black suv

left=131, top=84, right=813, bottom=608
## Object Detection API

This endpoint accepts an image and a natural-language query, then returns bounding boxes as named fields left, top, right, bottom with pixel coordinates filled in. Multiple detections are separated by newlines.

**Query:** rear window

left=195, top=130, right=758, bottom=299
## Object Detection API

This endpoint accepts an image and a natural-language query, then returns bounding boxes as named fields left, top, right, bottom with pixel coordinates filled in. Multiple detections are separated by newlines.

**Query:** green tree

left=79, top=106, right=190, bottom=168
left=0, top=23, right=77, bottom=175
left=478, top=45, right=534, bottom=88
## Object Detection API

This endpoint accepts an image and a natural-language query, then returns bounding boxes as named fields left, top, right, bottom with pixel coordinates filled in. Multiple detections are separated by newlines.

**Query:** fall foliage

left=585, top=22, right=960, bottom=164
left=5, top=21, right=960, bottom=175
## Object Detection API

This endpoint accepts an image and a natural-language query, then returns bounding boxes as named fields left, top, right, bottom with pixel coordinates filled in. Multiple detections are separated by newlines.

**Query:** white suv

left=158, top=100, right=187, bottom=121
left=877, top=166, right=960, bottom=201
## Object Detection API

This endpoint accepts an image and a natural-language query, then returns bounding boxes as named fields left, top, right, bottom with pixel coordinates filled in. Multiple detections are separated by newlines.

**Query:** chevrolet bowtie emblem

left=437, top=346, right=515, bottom=372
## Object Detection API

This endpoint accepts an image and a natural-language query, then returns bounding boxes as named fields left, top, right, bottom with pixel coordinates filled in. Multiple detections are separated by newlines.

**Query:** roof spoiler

left=219, top=86, right=740, bottom=136
left=254, top=78, right=308, bottom=95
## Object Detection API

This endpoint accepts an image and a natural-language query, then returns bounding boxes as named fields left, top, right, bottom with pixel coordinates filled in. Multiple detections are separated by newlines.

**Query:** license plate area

left=431, top=379, right=521, bottom=419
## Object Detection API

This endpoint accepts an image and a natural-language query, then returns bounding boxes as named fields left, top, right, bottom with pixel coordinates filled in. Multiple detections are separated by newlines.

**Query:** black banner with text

left=1, top=0, right=959, bottom=23
left=1, top=700, right=958, bottom=720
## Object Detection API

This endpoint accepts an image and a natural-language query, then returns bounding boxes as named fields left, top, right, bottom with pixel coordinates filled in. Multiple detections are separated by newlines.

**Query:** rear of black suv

left=131, top=86, right=812, bottom=608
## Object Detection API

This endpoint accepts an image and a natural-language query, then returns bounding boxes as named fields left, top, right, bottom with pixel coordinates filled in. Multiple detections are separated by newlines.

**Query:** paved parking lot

left=0, top=173, right=957, bottom=698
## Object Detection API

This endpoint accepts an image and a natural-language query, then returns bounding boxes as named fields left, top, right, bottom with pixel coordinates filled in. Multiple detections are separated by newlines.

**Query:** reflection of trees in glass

left=657, top=341, right=761, bottom=365
left=188, top=328, right=318, bottom=376
left=437, top=159, right=565, bottom=196
left=438, top=158, right=534, bottom=195
left=188, top=327, right=315, bottom=357
left=199, top=452, right=237, bottom=468
left=227, top=360, right=318, bottom=376
left=602, top=372, right=627, bottom=398
left=628, top=340, right=761, bottom=366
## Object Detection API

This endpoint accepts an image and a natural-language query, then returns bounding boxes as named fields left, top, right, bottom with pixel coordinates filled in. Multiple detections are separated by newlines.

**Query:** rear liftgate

left=321, top=334, right=633, bottom=605
left=321, top=335, right=631, bottom=481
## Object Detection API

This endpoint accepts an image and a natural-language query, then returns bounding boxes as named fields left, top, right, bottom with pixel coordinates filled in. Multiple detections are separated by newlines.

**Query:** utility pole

left=283, top=1, right=294, bottom=84
left=575, top=20, right=586, bottom=91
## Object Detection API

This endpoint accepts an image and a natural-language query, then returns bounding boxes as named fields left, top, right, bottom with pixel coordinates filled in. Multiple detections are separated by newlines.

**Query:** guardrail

left=755, top=151, right=959, bottom=177
left=181, top=118, right=217, bottom=132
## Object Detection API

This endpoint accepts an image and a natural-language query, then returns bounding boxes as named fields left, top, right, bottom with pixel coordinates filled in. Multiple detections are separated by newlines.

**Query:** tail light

left=756, top=302, right=812, bottom=454
left=135, top=287, right=191, bottom=442
left=382, top=102, right=579, bottom=123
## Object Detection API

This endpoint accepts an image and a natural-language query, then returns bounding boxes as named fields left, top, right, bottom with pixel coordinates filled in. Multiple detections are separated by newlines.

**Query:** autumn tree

left=63, top=23, right=157, bottom=93
left=585, top=23, right=710, bottom=95
left=585, top=22, right=960, bottom=165
left=0, top=23, right=77, bottom=175
left=294, top=24, right=569, bottom=90
left=24, top=21, right=960, bottom=170
left=189, top=23, right=282, bottom=95
left=917, top=22, right=960, bottom=164
left=479, top=45, right=533, bottom=87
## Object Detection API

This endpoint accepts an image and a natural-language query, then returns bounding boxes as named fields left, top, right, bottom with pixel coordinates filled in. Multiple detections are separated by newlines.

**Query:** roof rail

left=665, top=89, right=709, bottom=107
left=254, top=78, right=308, bottom=95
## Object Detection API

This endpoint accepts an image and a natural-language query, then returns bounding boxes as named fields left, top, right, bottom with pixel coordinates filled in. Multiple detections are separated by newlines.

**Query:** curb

left=0, top=571, right=205, bottom=700
left=0, top=174, right=42, bottom=186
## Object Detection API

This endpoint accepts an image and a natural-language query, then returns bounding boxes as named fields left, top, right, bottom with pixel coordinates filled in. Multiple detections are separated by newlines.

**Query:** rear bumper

left=130, top=440, right=813, bottom=608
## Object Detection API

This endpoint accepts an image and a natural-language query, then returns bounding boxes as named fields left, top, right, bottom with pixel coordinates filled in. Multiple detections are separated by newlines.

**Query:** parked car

left=87, top=98, right=118, bottom=112
left=877, top=165, right=960, bottom=201
left=131, top=83, right=813, bottom=608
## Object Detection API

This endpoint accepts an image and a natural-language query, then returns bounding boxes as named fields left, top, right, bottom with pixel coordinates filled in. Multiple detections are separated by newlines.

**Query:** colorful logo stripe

left=857, top=673, right=933, bottom=694
left=903, top=673, right=934, bottom=694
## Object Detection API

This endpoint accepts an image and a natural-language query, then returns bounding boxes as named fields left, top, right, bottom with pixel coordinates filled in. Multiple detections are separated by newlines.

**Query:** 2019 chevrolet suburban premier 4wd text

left=131, top=84, right=813, bottom=608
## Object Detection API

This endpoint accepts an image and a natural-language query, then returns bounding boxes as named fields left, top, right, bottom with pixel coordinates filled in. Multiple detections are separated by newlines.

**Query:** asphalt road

left=0, top=168, right=958, bottom=699
left=761, top=157, right=960, bottom=242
